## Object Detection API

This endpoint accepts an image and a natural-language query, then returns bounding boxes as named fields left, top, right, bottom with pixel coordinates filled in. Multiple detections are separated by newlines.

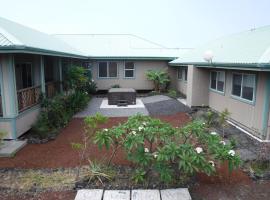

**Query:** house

left=54, top=34, right=189, bottom=90
left=169, top=26, right=270, bottom=141
left=0, top=17, right=87, bottom=139
left=0, top=17, right=187, bottom=139
left=1, top=16, right=270, bottom=142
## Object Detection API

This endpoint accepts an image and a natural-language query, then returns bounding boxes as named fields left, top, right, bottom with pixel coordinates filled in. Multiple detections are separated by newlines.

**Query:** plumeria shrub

left=94, top=115, right=241, bottom=183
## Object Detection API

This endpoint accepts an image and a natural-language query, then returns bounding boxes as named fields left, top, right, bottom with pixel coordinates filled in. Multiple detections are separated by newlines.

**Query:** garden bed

left=0, top=113, right=190, bottom=169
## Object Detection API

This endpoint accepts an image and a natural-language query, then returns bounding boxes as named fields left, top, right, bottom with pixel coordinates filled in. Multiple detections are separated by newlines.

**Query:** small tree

left=71, top=113, right=108, bottom=180
left=219, top=108, right=231, bottom=137
left=146, top=70, right=170, bottom=92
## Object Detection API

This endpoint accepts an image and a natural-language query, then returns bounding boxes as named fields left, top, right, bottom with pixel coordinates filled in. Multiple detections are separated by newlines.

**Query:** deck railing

left=45, top=81, right=60, bottom=98
left=17, top=85, right=41, bottom=112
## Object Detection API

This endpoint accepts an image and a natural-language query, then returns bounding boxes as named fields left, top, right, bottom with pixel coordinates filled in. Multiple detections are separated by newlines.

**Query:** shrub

left=111, top=84, right=120, bottom=88
left=167, top=89, right=178, bottom=98
left=32, top=66, right=91, bottom=139
left=146, top=70, right=170, bottom=92
left=94, top=115, right=241, bottom=183
left=32, top=92, right=90, bottom=138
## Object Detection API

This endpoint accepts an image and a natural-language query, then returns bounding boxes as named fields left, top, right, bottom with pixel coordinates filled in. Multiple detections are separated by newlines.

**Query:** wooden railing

left=17, top=86, right=41, bottom=112
left=45, top=81, right=60, bottom=98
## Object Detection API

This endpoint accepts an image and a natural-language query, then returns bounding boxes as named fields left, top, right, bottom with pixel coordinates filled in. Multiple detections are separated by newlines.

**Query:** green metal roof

left=170, top=26, right=270, bottom=68
left=0, top=17, right=87, bottom=58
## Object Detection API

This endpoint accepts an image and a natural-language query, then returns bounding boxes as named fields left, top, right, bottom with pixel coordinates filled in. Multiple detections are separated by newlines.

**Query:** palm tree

left=146, top=70, right=170, bottom=92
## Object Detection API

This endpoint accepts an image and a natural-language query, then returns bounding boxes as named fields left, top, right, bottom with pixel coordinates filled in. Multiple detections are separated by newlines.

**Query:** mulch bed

left=0, top=112, right=191, bottom=169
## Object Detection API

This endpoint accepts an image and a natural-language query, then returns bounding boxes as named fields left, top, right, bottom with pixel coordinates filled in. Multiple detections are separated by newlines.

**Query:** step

left=75, top=188, right=192, bottom=200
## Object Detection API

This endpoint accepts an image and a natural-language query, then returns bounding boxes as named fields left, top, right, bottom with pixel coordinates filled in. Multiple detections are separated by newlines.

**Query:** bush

left=32, top=91, right=90, bottom=138
left=32, top=66, right=91, bottom=139
left=111, top=84, right=120, bottom=88
left=167, top=89, right=178, bottom=98
left=94, top=115, right=241, bottom=183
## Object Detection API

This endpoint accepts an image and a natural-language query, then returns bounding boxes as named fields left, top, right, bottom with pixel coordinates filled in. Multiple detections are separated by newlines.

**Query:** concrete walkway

left=75, top=188, right=192, bottom=200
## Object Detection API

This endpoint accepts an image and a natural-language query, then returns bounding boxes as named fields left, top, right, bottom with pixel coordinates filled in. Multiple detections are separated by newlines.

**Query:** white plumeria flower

left=138, top=126, right=144, bottom=131
left=153, top=152, right=158, bottom=158
left=144, top=148, right=149, bottom=153
left=131, top=131, right=137, bottom=136
left=220, top=141, right=226, bottom=145
left=210, top=131, right=217, bottom=135
left=103, top=128, right=108, bottom=132
left=209, top=161, right=215, bottom=167
left=195, top=147, right=203, bottom=154
left=228, top=150, right=235, bottom=156
left=142, top=122, right=147, bottom=126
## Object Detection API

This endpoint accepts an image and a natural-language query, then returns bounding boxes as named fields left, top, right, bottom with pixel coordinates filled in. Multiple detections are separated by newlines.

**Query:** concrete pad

left=161, top=188, right=192, bottom=200
left=142, top=95, right=171, bottom=104
left=75, top=189, right=103, bottom=200
left=132, top=189, right=160, bottom=200
left=103, top=190, right=130, bottom=200
left=100, top=99, right=145, bottom=109
left=0, top=140, right=27, bottom=157
left=177, top=98, right=187, bottom=106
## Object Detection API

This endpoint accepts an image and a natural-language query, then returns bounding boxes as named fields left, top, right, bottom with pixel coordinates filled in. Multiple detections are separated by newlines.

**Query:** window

left=98, top=62, right=118, bottom=78
left=210, top=71, right=225, bottom=93
left=124, top=62, right=135, bottom=78
left=177, top=68, right=183, bottom=80
left=15, top=63, right=33, bottom=90
left=232, top=73, right=255, bottom=102
left=184, top=68, right=188, bottom=81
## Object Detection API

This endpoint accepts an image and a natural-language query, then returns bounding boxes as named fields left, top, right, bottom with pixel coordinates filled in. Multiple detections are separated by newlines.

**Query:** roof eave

left=0, top=46, right=87, bottom=59
left=89, top=56, right=178, bottom=61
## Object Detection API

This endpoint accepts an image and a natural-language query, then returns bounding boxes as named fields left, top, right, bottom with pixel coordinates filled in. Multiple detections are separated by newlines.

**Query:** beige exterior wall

left=208, top=70, right=265, bottom=137
left=91, top=61, right=169, bottom=90
left=186, top=65, right=209, bottom=107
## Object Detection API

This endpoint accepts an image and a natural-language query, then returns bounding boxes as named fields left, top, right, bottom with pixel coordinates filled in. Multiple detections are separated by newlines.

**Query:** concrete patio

left=74, top=95, right=190, bottom=118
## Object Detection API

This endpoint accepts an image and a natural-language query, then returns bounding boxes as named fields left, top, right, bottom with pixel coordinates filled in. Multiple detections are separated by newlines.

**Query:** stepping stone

left=132, top=189, right=160, bottom=200
left=160, top=188, right=192, bottom=200
left=75, top=189, right=103, bottom=200
left=103, top=190, right=130, bottom=200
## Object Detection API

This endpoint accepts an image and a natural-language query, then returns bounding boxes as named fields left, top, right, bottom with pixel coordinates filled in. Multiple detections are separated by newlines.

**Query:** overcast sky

left=1, top=0, right=269, bottom=48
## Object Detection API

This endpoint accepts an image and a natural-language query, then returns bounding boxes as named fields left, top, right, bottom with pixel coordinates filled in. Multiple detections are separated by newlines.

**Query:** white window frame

left=231, top=72, right=256, bottom=103
left=98, top=61, right=118, bottom=78
left=124, top=61, right=135, bottom=78
left=210, top=70, right=225, bottom=94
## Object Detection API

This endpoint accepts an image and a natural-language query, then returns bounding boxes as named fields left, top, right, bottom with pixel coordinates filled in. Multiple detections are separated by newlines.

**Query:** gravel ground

left=144, top=99, right=191, bottom=116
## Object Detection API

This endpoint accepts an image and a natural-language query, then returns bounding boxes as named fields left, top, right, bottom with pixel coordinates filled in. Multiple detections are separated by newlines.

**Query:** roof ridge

left=53, top=33, right=168, bottom=48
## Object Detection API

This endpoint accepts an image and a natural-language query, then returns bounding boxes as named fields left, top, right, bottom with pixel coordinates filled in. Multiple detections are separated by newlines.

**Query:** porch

left=0, top=53, right=82, bottom=139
